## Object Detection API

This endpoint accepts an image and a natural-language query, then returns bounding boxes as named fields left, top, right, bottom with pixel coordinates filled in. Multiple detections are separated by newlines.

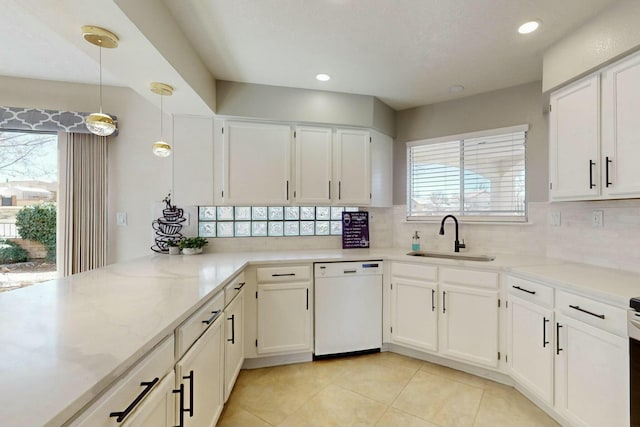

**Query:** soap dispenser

left=412, top=231, right=421, bottom=251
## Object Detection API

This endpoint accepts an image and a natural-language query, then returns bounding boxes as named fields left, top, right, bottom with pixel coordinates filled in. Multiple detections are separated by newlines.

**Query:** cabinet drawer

left=556, top=290, right=626, bottom=337
left=68, top=336, right=174, bottom=427
left=256, top=264, right=311, bottom=283
left=176, top=291, right=224, bottom=359
left=224, top=272, right=246, bottom=306
left=506, top=275, right=554, bottom=308
left=391, top=262, right=437, bottom=281
left=440, top=267, right=498, bottom=289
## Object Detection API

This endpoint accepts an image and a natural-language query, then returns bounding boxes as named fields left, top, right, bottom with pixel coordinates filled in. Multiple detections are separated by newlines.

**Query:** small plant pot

left=182, top=247, right=203, bottom=255
left=168, top=247, right=180, bottom=255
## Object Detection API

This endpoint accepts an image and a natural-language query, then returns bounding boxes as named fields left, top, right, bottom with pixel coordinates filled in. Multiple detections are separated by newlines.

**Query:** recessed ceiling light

left=449, top=85, right=465, bottom=94
left=316, top=73, right=331, bottom=82
left=518, top=20, right=541, bottom=34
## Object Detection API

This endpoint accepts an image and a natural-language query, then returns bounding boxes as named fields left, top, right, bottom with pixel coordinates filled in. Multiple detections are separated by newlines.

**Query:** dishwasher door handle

left=343, top=270, right=357, bottom=274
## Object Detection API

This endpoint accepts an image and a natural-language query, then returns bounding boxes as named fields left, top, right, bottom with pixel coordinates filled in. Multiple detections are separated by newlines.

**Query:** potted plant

left=179, top=237, right=208, bottom=255
left=167, top=239, right=181, bottom=255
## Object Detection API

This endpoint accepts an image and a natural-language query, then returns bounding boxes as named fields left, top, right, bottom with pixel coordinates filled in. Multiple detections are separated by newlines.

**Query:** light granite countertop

left=0, top=248, right=637, bottom=427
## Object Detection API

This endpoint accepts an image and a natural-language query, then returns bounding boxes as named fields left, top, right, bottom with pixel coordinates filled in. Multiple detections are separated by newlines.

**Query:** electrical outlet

left=116, top=212, right=127, bottom=226
left=549, top=211, right=561, bottom=227
left=592, top=210, right=604, bottom=228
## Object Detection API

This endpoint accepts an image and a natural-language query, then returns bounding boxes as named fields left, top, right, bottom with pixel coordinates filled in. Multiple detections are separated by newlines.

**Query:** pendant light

left=82, top=25, right=118, bottom=136
left=150, top=82, right=174, bottom=157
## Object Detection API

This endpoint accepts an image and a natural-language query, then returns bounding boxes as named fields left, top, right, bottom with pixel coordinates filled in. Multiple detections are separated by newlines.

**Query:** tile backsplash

left=198, top=200, right=640, bottom=274
left=391, top=200, right=640, bottom=273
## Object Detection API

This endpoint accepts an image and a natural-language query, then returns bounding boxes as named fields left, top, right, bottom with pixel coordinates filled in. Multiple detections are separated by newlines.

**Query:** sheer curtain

left=58, top=132, right=108, bottom=276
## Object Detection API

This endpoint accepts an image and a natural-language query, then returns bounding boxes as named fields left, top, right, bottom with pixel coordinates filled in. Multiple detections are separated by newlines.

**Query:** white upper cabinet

left=333, top=129, right=371, bottom=206
left=294, top=126, right=332, bottom=204
left=173, top=115, right=214, bottom=206
left=549, top=74, right=600, bottom=201
left=370, top=130, right=393, bottom=207
left=601, top=51, right=640, bottom=198
left=220, top=121, right=292, bottom=205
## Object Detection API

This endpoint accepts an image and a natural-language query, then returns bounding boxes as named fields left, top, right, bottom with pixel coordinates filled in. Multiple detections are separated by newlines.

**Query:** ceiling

left=0, top=0, right=620, bottom=112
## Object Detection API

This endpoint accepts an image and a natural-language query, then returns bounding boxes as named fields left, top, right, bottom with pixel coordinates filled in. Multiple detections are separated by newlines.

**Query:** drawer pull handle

left=227, top=314, right=236, bottom=344
left=202, top=309, right=222, bottom=325
left=343, top=270, right=357, bottom=274
left=234, top=282, right=245, bottom=291
left=272, top=273, right=295, bottom=277
left=512, top=285, right=536, bottom=295
left=569, top=304, right=605, bottom=319
left=109, top=377, right=159, bottom=422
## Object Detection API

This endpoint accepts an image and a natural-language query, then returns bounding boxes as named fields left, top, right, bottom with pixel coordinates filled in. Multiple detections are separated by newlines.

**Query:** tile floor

left=217, top=352, right=560, bottom=427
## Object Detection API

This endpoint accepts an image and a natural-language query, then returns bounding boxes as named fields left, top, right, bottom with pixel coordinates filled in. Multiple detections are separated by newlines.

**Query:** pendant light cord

left=98, top=45, right=104, bottom=114
left=160, top=94, right=164, bottom=139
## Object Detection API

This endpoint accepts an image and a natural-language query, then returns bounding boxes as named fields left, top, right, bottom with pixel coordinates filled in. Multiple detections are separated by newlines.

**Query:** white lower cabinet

left=507, top=295, right=554, bottom=405
left=224, top=287, right=244, bottom=402
left=257, top=282, right=311, bottom=354
left=438, top=268, right=499, bottom=368
left=389, top=263, right=438, bottom=352
left=256, top=265, right=312, bottom=355
left=439, top=283, right=499, bottom=367
left=175, top=313, right=225, bottom=427
left=555, top=312, right=629, bottom=427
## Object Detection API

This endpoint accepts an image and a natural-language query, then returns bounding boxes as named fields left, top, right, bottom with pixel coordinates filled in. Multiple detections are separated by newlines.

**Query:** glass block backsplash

left=198, top=206, right=359, bottom=237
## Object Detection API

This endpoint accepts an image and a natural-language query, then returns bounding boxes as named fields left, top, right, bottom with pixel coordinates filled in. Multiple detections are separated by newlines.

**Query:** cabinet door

left=549, top=75, right=600, bottom=200
left=175, top=315, right=224, bottom=427
left=507, top=296, right=553, bottom=405
left=173, top=115, right=214, bottom=206
left=121, top=371, right=176, bottom=427
left=334, top=129, right=371, bottom=205
left=224, top=290, right=244, bottom=402
left=555, top=313, right=629, bottom=427
left=257, top=282, right=311, bottom=354
left=295, top=126, right=332, bottom=204
left=222, top=121, right=292, bottom=205
left=439, top=284, right=498, bottom=367
left=390, top=277, right=438, bottom=352
left=601, top=51, right=640, bottom=198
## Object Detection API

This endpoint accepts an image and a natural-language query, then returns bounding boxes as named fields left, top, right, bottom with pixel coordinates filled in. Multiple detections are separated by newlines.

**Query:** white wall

left=0, top=76, right=172, bottom=264
left=543, top=0, right=640, bottom=92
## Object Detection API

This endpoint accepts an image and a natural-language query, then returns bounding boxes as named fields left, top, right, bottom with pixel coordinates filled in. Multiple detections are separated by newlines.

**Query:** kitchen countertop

left=0, top=248, right=636, bottom=427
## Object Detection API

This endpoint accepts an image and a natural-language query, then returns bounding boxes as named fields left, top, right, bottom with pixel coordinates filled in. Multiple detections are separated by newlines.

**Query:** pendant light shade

left=150, top=82, right=174, bottom=157
left=82, top=25, right=118, bottom=136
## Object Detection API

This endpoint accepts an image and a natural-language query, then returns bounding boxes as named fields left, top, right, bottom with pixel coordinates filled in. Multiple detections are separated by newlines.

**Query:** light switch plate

left=592, top=210, right=604, bottom=228
left=549, top=211, right=561, bottom=227
left=116, top=212, right=127, bottom=226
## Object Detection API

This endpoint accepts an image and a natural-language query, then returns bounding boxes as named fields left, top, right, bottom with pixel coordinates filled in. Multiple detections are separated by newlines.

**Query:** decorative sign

left=151, top=193, right=185, bottom=253
left=342, top=211, right=370, bottom=249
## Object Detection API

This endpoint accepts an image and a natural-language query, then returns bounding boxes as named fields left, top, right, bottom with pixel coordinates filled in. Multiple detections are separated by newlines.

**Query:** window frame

left=406, top=124, right=528, bottom=223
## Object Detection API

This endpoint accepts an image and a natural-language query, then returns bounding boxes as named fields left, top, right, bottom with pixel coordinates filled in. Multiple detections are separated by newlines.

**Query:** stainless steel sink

left=406, top=251, right=495, bottom=262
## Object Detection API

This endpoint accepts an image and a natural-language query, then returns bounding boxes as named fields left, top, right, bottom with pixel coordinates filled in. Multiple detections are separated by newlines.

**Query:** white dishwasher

left=314, top=261, right=383, bottom=357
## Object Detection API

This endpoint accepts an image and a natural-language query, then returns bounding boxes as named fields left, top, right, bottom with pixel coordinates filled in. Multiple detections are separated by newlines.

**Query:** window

left=407, top=125, right=527, bottom=222
left=198, top=206, right=359, bottom=237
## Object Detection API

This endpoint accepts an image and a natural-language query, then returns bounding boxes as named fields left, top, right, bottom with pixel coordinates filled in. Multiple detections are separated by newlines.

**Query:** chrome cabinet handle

left=543, top=317, right=549, bottom=348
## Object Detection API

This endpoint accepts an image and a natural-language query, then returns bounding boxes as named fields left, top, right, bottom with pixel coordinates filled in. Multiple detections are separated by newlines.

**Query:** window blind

left=407, top=125, right=527, bottom=221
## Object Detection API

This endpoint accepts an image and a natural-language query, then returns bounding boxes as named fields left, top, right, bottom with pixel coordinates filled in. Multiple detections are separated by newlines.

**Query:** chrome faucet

left=439, top=215, right=466, bottom=252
